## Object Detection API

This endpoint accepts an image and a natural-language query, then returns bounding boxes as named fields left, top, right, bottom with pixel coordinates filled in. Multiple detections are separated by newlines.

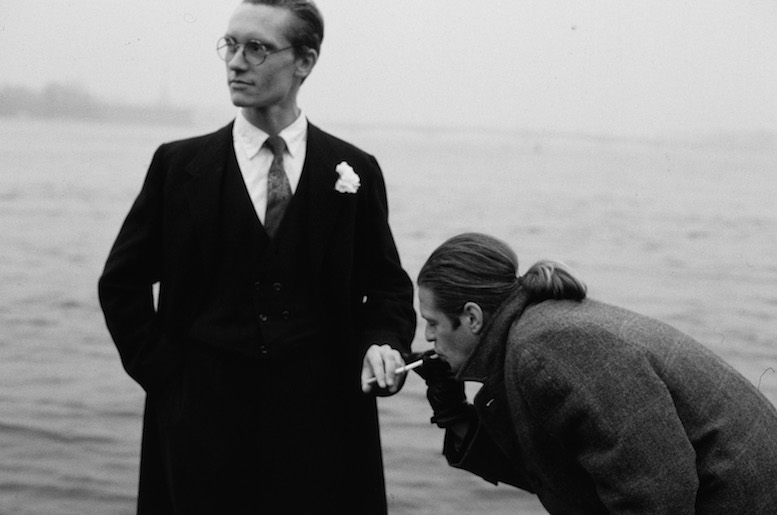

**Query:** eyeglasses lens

left=216, top=38, right=268, bottom=66
left=216, top=38, right=233, bottom=61
left=243, top=41, right=267, bottom=66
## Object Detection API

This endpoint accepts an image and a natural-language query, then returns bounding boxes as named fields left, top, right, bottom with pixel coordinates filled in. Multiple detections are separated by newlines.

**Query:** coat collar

left=457, top=287, right=533, bottom=383
left=184, top=122, right=234, bottom=180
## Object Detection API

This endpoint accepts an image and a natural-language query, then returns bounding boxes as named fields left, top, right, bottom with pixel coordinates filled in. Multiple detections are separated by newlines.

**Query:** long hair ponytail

left=418, top=233, right=586, bottom=324
left=521, top=259, right=587, bottom=302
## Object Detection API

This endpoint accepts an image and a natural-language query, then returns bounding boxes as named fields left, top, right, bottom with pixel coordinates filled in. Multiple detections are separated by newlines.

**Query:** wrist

left=431, top=401, right=474, bottom=428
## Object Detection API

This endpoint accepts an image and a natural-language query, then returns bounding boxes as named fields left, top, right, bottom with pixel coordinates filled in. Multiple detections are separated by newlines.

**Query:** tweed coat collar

left=457, top=287, right=534, bottom=383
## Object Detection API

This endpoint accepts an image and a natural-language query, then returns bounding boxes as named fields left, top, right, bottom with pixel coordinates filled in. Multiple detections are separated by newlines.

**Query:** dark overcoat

left=447, top=290, right=777, bottom=514
left=98, top=121, right=416, bottom=514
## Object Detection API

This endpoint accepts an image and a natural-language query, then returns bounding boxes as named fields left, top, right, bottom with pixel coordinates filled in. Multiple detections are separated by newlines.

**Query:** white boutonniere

left=334, top=161, right=360, bottom=194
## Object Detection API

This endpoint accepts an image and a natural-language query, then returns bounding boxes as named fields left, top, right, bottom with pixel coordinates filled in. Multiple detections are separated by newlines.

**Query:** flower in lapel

left=334, top=161, right=360, bottom=194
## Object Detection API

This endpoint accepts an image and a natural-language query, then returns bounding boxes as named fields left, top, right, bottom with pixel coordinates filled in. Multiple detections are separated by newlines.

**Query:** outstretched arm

left=353, top=155, right=416, bottom=393
left=414, top=351, right=534, bottom=490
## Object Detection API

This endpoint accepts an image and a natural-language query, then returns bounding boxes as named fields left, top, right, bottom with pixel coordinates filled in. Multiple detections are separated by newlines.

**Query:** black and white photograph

left=1, top=1, right=776, bottom=513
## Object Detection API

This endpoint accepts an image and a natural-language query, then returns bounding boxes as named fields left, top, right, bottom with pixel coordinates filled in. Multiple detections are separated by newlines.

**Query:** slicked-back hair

left=242, top=0, right=324, bottom=56
left=419, top=233, right=586, bottom=326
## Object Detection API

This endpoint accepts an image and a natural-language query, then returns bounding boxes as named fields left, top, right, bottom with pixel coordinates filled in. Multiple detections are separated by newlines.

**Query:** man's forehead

left=226, top=3, right=294, bottom=42
left=418, top=289, right=438, bottom=315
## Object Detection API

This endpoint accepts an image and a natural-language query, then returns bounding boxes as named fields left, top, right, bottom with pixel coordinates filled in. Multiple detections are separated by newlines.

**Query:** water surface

left=1, top=118, right=775, bottom=514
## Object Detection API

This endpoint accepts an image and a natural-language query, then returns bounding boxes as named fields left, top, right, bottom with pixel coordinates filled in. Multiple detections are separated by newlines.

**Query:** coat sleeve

left=508, top=326, right=699, bottom=513
left=351, top=154, right=416, bottom=357
left=98, top=144, right=181, bottom=392
left=442, top=415, right=536, bottom=491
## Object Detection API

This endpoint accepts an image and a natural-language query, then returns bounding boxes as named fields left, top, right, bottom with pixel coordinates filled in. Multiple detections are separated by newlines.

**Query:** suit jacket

left=446, top=291, right=777, bottom=514
left=98, top=121, right=416, bottom=514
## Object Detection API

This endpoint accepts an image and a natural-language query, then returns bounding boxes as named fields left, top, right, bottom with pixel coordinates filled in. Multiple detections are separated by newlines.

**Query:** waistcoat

left=186, top=148, right=327, bottom=360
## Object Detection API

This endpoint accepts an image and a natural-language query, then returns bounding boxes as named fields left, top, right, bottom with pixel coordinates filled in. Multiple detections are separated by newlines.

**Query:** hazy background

left=2, top=2, right=777, bottom=513
left=2, top=0, right=777, bottom=139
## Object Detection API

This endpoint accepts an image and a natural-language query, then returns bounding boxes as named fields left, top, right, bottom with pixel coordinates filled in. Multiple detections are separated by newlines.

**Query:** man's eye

left=246, top=41, right=266, bottom=53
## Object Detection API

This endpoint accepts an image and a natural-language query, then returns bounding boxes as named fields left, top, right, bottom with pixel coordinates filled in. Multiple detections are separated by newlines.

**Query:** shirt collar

left=233, top=110, right=308, bottom=159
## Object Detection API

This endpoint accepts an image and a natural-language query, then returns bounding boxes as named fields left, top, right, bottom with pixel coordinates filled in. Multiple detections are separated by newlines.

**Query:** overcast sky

left=2, top=0, right=776, bottom=138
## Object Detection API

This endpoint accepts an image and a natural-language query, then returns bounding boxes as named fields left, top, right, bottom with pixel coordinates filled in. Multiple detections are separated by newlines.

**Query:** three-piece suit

left=99, top=121, right=416, bottom=513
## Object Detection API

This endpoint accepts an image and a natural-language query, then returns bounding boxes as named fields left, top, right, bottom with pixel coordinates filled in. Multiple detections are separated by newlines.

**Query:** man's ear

left=295, top=47, right=318, bottom=80
left=462, top=302, right=484, bottom=334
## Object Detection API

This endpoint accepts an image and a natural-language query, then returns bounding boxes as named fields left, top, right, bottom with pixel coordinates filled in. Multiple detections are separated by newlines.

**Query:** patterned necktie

left=263, top=135, right=292, bottom=238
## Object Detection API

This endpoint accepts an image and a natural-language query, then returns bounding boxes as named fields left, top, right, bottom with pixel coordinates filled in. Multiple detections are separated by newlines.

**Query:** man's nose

left=424, top=327, right=434, bottom=342
left=228, top=49, right=249, bottom=70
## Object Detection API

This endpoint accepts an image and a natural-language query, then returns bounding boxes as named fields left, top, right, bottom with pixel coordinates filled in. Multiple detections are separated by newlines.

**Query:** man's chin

left=229, top=89, right=262, bottom=108
left=440, top=356, right=460, bottom=373
left=229, top=94, right=251, bottom=108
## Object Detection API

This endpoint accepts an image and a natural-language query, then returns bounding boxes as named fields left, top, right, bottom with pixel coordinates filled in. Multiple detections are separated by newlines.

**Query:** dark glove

left=412, top=350, right=472, bottom=428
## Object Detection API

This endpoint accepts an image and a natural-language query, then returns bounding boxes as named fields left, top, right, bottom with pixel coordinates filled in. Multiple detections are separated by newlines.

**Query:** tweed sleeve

left=443, top=416, right=536, bottom=491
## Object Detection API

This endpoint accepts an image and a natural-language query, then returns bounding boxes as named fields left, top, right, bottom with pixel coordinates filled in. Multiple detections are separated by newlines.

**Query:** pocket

left=133, top=334, right=185, bottom=393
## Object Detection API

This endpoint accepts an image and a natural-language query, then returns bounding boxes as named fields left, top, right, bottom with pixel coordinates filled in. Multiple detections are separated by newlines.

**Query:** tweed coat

left=447, top=289, right=777, bottom=514
left=98, top=121, right=416, bottom=513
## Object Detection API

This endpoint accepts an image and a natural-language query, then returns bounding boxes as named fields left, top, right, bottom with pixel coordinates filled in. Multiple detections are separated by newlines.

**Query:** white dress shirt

left=232, top=110, right=308, bottom=223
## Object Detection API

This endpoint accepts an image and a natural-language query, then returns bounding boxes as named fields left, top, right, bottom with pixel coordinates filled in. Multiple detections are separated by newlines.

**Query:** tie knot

left=264, top=135, right=286, bottom=158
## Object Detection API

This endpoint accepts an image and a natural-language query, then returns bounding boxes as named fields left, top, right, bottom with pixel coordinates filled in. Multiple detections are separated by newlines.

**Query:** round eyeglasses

left=216, top=36, right=294, bottom=67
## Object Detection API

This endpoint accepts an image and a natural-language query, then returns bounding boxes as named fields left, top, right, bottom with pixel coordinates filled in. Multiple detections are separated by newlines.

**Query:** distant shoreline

left=0, top=103, right=194, bottom=127
left=1, top=82, right=774, bottom=153
left=0, top=82, right=193, bottom=126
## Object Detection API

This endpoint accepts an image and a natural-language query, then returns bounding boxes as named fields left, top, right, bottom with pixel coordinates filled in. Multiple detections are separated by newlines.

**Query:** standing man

left=98, top=1, right=416, bottom=513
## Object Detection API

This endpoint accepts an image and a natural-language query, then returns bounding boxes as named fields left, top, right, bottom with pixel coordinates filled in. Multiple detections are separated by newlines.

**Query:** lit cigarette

left=364, top=355, right=434, bottom=385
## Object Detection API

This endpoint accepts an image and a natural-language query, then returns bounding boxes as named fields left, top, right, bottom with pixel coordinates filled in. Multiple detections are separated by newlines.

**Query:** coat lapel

left=183, top=123, right=234, bottom=274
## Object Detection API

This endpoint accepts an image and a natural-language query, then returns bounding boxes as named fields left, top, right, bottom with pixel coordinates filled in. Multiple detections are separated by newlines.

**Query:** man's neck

left=241, top=104, right=301, bottom=136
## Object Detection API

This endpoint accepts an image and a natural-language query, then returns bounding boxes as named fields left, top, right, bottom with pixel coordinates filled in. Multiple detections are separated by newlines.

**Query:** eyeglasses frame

left=216, top=36, right=295, bottom=67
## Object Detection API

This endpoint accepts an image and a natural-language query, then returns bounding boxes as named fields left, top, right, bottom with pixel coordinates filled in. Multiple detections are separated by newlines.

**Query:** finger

left=361, top=345, right=385, bottom=392
left=378, top=345, right=396, bottom=387
left=360, top=360, right=375, bottom=393
left=383, top=347, right=405, bottom=388
left=366, top=345, right=387, bottom=389
left=388, top=362, right=408, bottom=394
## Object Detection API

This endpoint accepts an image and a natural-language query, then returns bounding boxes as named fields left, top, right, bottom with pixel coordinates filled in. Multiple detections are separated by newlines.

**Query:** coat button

left=253, top=281, right=261, bottom=290
left=259, top=313, right=268, bottom=322
left=273, top=282, right=282, bottom=292
left=281, top=310, right=290, bottom=320
left=260, top=345, right=269, bottom=355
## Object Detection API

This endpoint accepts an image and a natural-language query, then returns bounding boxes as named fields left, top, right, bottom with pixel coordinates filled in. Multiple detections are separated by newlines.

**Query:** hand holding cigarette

left=360, top=345, right=438, bottom=393
left=363, top=357, right=426, bottom=385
